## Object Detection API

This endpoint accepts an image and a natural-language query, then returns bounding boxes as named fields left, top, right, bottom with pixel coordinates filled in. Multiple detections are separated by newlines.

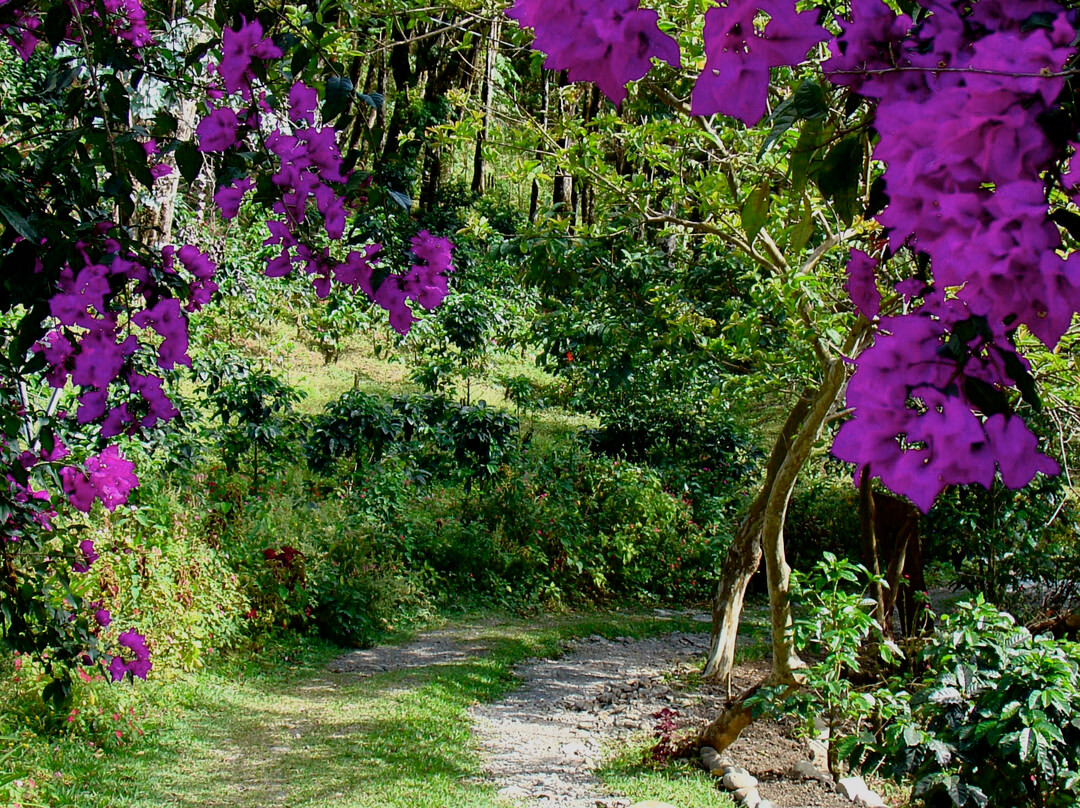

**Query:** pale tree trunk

left=760, top=353, right=849, bottom=684
left=136, top=0, right=213, bottom=247
left=471, top=14, right=500, bottom=195
left=703, top=391, right=813, bottom=685
left=698, top=320, right=871, bottom=754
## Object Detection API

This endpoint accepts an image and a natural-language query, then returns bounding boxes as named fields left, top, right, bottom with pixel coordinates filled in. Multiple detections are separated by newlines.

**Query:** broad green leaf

left=741, top=182, right=771, bottom=243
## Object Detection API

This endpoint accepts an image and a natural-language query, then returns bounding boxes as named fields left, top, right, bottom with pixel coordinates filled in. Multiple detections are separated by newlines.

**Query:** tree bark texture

left=702, top=391, right=813, bottom=683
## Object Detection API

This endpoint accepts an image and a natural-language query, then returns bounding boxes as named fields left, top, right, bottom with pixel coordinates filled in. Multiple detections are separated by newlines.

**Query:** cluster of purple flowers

left=509, top=0, right=1077, bottom=512
left=828, top=0, right=1075, bottom=509
left=507, top=0, right=680, bottom=106
left=195, top=20, right=456, bottom=335
left=0, top=0, right=153, bottom=61
left=692, top=0, right=830, bottom=125
left=34, top=234, right=215, bottom=438
left=108, top=629, right=152, bottom=681
left=60, top=446, right=137, bottom=514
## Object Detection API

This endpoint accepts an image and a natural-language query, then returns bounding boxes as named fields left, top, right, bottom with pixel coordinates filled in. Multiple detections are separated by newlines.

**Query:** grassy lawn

left=2, top=611, right=730, bottom=808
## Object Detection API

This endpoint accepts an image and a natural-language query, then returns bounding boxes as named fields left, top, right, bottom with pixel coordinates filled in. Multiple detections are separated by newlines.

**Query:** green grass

left=597, top=742, right=735, bottom=808
left=2, top=611, right=725, bottom=808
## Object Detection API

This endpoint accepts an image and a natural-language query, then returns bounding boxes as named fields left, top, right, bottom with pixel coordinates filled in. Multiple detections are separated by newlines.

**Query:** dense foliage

left=2, top=0, right=1080, bottom=805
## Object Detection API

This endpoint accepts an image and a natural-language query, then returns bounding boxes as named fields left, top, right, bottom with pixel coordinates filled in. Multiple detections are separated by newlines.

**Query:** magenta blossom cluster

left=509, top=0, right=1077, bottom=511
left=0, top=0, right=153, bottom=61
left=691, top=0, right=830, bottom=125
left=71, top=539, right=99, bottom=573
left=195, top=21, right=456, bottom=334
left=826, top=0, right=1075, bottom=509
left=35, top=234, right=215, bottom=438
left=108, top=629, right=152, bottom=681
left=507, top=0, right=680, bottom=106
left=832, top=295, right=1060, bottom=512
left=60, top=445, right=138, bottom=514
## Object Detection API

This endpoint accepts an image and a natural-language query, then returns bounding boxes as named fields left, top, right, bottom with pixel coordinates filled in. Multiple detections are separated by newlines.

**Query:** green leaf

left=787, top=196, right=814, bottom=256
left=741, top=182, right=771, bottom=243
left=902, top=725, right=922, bottom=747
left=323, top=74, right=354, bottom=122
left=175, top=140, right=203, bottom=184
left=0, top=204, right=36, bottom=240
left=790, top=119, right=823, bottom=194
left=929, top=686, right=964, bottom=704
left=995, top=345, right=1042, bottom=413
left=388, top=189, right=412, bottom=210
left=1019, top=726, right=1035, bottom=761
left=791, top=79, right=829, bottom=120
left=358, top=92, right=385, bottom=109
left=817, top=135, right=863, bottom=226
left=759, top=96, right=797, bottom=158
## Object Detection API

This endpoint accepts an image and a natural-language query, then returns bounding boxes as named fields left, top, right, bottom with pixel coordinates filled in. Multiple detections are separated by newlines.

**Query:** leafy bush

left=868, top=599, right=1080, bottom=808
left=88, top=482, right=250, bottom=673
left=194, top=352, right=306, bottom=490
left=753, top=552, right=894, bottom=776
left=925, top=478, right=1079, bottom=622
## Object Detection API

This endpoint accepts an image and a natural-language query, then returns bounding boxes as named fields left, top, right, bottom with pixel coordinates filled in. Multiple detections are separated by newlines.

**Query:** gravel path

left=472, top=631, right=711, bottom=807
left=325, top=619, right=857, bottom=808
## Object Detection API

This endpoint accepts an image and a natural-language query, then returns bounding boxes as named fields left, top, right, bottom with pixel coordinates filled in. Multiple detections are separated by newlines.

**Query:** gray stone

left=757, top=802, right=776, bottom=808
left=808, top=738, right=829, bottom=769
left=856, top=790, right=887, bottom=808
left=723, top=772, right=758, bottom=791
left=498, top=786, right=529, bottom=800
left=793, top=759, right=833, bottom=783
left=700, top=746, right=722, bottom=771
left=838, top=776, right=870, bottom=802
left=733, top=787, right=761, bottom=807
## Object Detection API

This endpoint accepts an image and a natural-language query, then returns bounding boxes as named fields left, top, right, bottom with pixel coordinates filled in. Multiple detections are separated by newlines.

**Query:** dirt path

left=329, top=618, right=851, bottom=808
left=465, top=629, right=852, bottom=808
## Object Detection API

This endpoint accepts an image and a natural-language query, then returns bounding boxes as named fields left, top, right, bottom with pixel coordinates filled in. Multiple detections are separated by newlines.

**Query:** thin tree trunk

left=529, top=72, right=548, bottom=222
left=472, top=15, right=499, bottom=195
left=860, top=467, right=886, bottom=628
left=760, top=355, right=850, bottom=683
left=703, top=391, right=813, bottom=684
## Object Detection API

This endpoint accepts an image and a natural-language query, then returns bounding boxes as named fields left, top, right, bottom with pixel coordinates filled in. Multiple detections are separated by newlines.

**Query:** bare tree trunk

left=472, top=15, right=500, bottom=195
left=529, top=72, right=548, bottom=222
left=860, top=466, right=886, bottom=628
left=698, top=322, right=872, bottom=755
left=760, top=355, right=849, bottom=683
left=703, top=392, right=813, bottom=683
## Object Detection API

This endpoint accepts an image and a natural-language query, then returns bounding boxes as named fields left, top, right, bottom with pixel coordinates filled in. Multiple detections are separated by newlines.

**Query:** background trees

left=2, top=0, right=1080, bottom=803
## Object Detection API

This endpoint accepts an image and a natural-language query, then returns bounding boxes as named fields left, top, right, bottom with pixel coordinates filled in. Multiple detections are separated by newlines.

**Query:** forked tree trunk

left=699, top=351, right=860, bottom=753
left=703, top=392, right=812, bottom=684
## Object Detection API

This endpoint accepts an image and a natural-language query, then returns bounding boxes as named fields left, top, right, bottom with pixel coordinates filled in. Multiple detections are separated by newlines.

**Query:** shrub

left=88, top=482, right=250, bottom=673
left=870, top=599, right=1080, bottom=808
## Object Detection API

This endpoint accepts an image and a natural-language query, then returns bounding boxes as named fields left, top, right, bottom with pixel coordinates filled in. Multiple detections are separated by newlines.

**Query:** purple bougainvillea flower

left=60, top=445, right=138, bottom=513
left=508, top=0, right=680, bottom=106
left=213, top=177, right=254, bottom=220
left=692, top=0, right=829, bottom=124
left=71, top=539, right=99, bottom=573
left=196, top=107, right=241, bottom=152
left=109, top=629, right=153, bottom=681
left=132, top=298, right=190, bottom=369
left=217, top=19, right=282, bottom=99
left=288, top=81, right=319, bottom=125
left=844, top=249, right=880, bottom=319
